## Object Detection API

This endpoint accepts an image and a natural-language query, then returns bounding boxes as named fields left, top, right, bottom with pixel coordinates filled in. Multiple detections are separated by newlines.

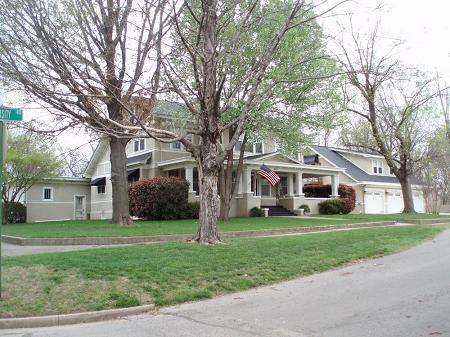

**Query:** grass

left=1, top=213, right=448, bottom=238
left=0, top=224, right=446, bottom=318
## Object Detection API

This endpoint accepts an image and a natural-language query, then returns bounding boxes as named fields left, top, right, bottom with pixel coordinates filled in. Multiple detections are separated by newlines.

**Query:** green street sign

left=0, top=107, right=23, bottom=121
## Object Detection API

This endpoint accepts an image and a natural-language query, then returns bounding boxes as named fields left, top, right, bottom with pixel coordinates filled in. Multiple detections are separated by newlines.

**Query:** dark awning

left=90, top=177, right=106, bottom=186
left=127, top=152, right=152, bottom=165
left=127, top=169, right=139, bottom=177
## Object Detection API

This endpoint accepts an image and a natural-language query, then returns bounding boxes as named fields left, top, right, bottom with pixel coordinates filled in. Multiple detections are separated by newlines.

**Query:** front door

left=74, top=196, right=86, bottom=220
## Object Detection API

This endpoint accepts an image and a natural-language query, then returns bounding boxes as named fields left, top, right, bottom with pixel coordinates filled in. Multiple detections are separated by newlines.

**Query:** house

left=306, top=146, right=425, bottom=214
left=22, top=102, right=426, bottom=222
left=25, top=177, right=91, bottom=222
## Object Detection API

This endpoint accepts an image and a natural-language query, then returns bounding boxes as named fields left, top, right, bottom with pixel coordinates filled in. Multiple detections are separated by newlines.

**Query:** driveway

left=2, top=229, right=450, bottom=337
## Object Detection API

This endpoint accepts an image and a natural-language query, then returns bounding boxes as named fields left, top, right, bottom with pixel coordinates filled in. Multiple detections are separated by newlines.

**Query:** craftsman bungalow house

left=23, top=102, right=425, bottom=222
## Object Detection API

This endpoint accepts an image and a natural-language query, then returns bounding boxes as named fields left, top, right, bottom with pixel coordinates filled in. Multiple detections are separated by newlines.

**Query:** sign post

left=0, top=107, right=23, bottom=299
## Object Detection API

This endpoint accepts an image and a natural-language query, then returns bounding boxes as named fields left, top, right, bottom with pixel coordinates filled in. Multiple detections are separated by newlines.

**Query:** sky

left=1, top=0, right=449, bottom=154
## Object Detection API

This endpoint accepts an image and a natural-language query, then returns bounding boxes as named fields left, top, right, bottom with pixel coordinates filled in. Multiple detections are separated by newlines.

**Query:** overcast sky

left=1, top=0, right=449, bottom=153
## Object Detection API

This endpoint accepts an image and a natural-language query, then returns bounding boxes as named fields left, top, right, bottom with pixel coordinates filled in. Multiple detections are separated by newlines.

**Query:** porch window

left=279, top=176, right=288, bottom=197
left=261, top=179, right=271, bottom=197
left=97, top=185, right=105, bottom=194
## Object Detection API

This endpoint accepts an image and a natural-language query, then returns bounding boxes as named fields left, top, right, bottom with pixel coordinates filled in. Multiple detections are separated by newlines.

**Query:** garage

left=413, top=191, right=425, bottom=212
left=364, top=189, right=385, bottom=214
left=386, top=189, right=403, bottom=213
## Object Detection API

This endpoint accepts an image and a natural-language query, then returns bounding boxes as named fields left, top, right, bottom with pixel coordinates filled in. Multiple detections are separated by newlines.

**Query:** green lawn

left=1, top=225, right=447, bottom=318
left=1, top=213, right=448, bottom=238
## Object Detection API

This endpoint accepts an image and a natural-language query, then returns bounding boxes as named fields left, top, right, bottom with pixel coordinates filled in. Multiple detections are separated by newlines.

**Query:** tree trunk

left=399, top=173, right=416, bottom=213
left=192, top=159, right=221, bottom=244
left=109, top=136, right=133, bottom=225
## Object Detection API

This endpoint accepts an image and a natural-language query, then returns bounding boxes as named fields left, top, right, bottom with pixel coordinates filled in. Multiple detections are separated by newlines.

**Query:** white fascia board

left=157, top=156, right=196, bottom=168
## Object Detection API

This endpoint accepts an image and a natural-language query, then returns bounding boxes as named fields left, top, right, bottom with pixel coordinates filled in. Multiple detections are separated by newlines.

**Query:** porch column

left=331, top=174, right=340, bottom=198
left=242, top=167, right=252, bottom=194
left=295, top=172, right=304, bottom=196
left=185, top=166, right=195, bottom=193
left=287, top=173, right=294, bottom=196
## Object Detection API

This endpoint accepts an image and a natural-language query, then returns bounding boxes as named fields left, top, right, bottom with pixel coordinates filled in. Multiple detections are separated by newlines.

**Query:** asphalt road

left=2, top=229, right=450, bottom=337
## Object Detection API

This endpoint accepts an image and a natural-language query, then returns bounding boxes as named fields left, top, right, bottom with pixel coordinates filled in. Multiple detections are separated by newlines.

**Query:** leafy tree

left=2, top=131, right=63, bottom=223
left=113, top=0, right=345, bottom=243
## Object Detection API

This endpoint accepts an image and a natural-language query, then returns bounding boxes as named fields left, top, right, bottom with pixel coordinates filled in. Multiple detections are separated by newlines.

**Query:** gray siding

left=26, top=181, right=91, bottom=222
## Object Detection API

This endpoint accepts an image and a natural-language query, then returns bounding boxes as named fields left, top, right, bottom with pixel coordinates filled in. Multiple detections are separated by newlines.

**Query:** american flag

left=257, top=164, right=280, bottom=186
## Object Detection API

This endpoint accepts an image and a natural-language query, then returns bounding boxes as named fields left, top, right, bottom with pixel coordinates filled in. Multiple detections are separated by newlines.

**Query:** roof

left=309, top=145, right=421, bottom=185
left=152, top=100, right=189, bottom=116
left=127, top=152, right=152, bottom=165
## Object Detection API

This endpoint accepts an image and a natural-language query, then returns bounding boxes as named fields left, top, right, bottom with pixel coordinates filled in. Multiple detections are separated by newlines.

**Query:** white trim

left=304, top=197, right=331, bottom=200
left=90, top=200, right=113, bottom=204
left=157, top=156, right=196, bottom=167
left=34, top=218, right=71, bottom=223
left=42, top=187, right=53, bottom=201
left=331, top=147, right=385, bottom=159
left=27, top=201, right=72, bottom=204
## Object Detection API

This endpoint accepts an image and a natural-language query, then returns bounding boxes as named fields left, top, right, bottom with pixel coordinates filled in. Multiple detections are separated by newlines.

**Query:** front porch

left=156, top=153, right=345, bottom=216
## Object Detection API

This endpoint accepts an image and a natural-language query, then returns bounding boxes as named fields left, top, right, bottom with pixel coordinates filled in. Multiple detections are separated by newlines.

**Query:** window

left=97, top=185, right=105, bottom=194
left=171, top=141, right=182, bottom=150
left=43, top=187, right=53, bottom=201
left=372, top=160, right=383, bottom=174
left=134, top=139, right=145, bottom=152
left=234, top=139, right=263, bottom=154
left=261, top=179, right=271, bottom=196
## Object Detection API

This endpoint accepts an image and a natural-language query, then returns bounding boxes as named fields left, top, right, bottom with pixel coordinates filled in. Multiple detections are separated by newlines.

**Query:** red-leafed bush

left=128, top=176, right=190, bottom=220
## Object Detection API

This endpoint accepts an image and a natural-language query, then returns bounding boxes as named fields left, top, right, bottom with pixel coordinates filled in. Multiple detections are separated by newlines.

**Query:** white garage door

left=413, top=191, right=425, bottom=213
left=386, top=190, right=403, bottom=213
left=365, top=190, right=385, bottom=214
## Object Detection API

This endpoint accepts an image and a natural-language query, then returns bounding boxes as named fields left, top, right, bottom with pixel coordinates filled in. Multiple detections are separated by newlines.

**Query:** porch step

left=263, top=205, right=296, bottom=216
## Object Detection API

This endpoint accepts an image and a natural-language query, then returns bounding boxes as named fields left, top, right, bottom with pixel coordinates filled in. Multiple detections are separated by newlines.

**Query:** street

left=2, top=229, right=450, bottom=337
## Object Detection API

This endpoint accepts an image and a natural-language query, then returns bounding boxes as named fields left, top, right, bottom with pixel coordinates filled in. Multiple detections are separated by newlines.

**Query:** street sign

left=0, top=107, right=22, bottom=298
left=0, top=107, right=23, bottom=121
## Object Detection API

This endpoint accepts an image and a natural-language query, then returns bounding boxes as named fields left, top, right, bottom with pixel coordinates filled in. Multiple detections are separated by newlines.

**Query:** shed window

left=43, top=187, right=53, bottom=201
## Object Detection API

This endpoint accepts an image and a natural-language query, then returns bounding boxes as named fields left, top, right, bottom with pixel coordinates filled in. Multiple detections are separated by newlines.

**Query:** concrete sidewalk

left=2, top=229, right=449, bottom=336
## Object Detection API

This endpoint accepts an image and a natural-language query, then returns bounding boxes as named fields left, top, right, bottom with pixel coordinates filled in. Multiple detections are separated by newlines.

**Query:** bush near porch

left=305, top=183, right=356, bottom=214
left=129, top=176, right=197, bottom=220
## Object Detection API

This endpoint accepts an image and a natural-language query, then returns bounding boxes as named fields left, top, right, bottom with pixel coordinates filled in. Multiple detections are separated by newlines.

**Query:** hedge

left=129, top=176, right=191, bottom=220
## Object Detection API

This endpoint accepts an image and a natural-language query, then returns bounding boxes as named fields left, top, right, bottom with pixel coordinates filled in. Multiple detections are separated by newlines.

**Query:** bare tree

left=337, top=22, right=436, bottom=212
left=436, top=79, right=450, bottom=144
left=0, top=0, right=169, bottom=224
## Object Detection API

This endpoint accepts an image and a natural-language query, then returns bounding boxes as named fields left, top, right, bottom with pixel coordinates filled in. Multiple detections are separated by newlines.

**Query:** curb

left=2, top=219, right=449, bottom=246
left=1, top=221, right=398, bottom=246
left=0, top=304, right=155, bottom=329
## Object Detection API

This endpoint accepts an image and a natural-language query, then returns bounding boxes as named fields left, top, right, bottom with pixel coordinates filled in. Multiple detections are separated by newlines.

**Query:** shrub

left=304, top=183, right=356, bottom=214
left=318, top=199, right=346, bottom=215
left=299, top=204, right=310, bottom=213
left=338, top=184, right=356, bottom=214
left=3, top=202, right=26, bottom=224
left=249, top=207, right=265, bottom=217
left=128, top=176, right=189, bottom=220
left=183, top=202, right=200, bottom=219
